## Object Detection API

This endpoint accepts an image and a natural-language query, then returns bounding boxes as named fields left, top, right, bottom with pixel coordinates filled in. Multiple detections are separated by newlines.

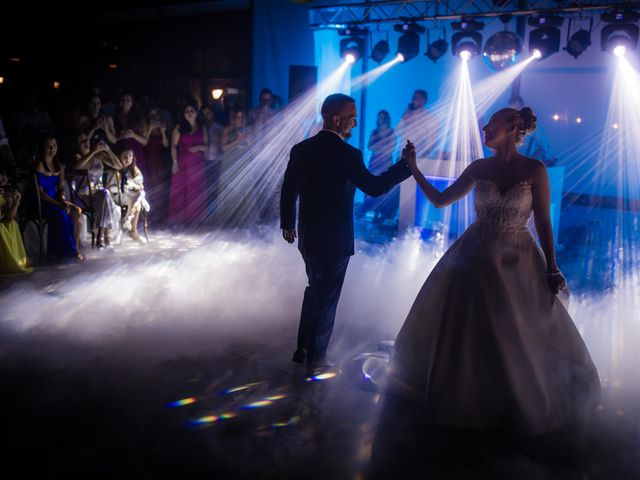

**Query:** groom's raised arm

left=345, top=149, right=411, bottom=197
left=280, top=145, right=299, bottom=229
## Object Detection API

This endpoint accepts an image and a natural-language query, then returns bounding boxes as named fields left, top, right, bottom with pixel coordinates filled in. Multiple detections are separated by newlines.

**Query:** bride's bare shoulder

left=466, top=157, right=492, bottom=177
left=524, top=157, right=547, bottom=173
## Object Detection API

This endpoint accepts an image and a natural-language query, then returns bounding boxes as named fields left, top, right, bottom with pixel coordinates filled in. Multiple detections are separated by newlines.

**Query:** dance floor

left=0, top=228, right=638, bottom=479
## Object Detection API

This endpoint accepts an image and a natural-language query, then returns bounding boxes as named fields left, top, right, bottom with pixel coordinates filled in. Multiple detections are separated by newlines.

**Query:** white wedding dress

left=389, top=179, right=600, bottom=435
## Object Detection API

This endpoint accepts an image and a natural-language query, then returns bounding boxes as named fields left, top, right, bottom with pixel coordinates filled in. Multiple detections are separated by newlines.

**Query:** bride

left=389, top=106, right=600, bottom=435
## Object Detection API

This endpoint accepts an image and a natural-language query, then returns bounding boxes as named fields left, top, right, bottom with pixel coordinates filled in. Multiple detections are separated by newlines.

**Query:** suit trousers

left=297, top=251, right=350, bottom=360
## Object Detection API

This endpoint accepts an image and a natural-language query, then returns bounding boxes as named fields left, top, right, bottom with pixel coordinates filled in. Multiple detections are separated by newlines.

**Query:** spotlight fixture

left=451, top=17, right=484, bottom=59
left=425, top=29, right=448, bottom=63
left=566, top=29, right=592, bottom=58
left=340, top=36, right=365, bottom=63
left=452, top=31, right=483, bottom=58
left=601, top=11, right=639, bottom=55
left=613, top=45, right=627, bottom=57
left=565, top=18, right=593, bottom=59
left=394, top=22, right=426, bottom=63
left=483, top=31, right=522, bottom=70
left=528, top=15, right=563, bottom=59
left=339, top=25, right=367, bottom=63
left=370, top=40, right=390, bottom=64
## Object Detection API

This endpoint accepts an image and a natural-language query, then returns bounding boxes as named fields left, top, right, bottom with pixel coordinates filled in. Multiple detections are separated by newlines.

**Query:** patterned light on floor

left=222, top=382, right=263, bottom=395
left=167, top=397, right=197, bottom=408
left=305, top=372, right=337, bottom=382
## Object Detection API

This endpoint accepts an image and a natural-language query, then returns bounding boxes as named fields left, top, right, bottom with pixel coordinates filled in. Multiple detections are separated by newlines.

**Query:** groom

left=280, top=93, right=412, bottom=369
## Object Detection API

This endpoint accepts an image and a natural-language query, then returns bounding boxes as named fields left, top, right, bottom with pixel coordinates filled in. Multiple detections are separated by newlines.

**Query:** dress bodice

left=179, top=126, right=205, bottom=151
left=86, top=157, right=104, bottom=187
left=474, top=179, right=533, bottom=232
left=36, top=172, right=60, bottom=198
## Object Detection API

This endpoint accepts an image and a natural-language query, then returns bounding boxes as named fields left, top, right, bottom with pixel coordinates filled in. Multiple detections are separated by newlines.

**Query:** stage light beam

left=614, top=45, right=627, bottom=57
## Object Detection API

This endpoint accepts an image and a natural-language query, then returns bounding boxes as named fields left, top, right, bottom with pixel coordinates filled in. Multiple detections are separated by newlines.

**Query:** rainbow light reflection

left=189, top=412, right=236, bottom=426
left=166, top=397, right=197, bottom=408
left=272, top=416, right=300, bottom=428
left=222, top=382, right=263, bottom=395
left=241, top=394, right=288, bottom=410
left=305, top=372, right=337, bottom=382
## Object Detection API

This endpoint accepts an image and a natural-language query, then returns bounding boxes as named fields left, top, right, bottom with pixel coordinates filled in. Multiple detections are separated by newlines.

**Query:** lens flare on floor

left=222, top=382, right=264, bottom=395
left=305, top=371, right=338, bottom=382
left=167, top=397, right=197, bottom=408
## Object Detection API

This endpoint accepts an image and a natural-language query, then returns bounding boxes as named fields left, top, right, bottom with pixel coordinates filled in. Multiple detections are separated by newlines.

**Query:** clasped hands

left=401, top=140, right=417, bottom=169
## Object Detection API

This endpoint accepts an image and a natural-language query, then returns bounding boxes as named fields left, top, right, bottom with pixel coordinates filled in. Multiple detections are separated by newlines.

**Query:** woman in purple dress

left=168, top=101, right=208, bottom=225
left=144, top=107, right=171, bottom=226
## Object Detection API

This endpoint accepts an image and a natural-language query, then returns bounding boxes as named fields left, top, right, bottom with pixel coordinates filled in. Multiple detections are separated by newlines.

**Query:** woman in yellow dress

left=0, top=170, right=32, bottom=274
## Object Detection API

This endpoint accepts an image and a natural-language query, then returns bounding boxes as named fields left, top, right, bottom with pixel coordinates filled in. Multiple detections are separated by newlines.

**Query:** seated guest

left=0, top=169, right=32, bottom=274
left=72, top=133, right=123, bottom=247
left=111, top=148, right=149, bottom=244
left=35, top=136, right=84, bottom=261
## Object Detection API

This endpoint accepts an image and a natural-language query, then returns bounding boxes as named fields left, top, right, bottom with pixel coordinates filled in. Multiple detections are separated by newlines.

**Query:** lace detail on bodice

left=474, top=180, right=533, bottom=232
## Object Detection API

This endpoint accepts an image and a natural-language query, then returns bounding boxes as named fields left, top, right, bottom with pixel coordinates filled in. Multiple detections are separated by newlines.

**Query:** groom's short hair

left=321, top=93, right=356, bottom=121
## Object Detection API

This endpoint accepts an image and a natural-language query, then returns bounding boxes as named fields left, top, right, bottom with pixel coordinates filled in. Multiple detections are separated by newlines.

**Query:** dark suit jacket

left=280, top=130, right=411, bottom=257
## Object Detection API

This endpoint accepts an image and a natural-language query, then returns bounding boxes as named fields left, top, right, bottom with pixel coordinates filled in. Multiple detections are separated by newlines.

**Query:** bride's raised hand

left=401, top=141, right=417, bottom=170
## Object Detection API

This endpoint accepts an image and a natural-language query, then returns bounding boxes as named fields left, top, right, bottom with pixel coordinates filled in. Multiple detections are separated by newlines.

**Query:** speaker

left=288, top=65, right=317, bottom=102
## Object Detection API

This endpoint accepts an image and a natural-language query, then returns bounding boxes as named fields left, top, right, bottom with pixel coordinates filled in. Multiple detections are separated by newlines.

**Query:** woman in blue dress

left=35, top=136, right=84, bottom=261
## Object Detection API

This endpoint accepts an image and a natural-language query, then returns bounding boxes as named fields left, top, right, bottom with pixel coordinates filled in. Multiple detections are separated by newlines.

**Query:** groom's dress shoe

left=292, top=348, right=306, bottom=364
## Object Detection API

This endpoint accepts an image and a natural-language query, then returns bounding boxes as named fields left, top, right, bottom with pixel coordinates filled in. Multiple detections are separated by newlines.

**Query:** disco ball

left=482, top=31, right=522, bottom=70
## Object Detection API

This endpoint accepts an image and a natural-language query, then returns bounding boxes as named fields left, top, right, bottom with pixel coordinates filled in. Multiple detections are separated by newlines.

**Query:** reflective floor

left=0, top=226, right=638, bottom=478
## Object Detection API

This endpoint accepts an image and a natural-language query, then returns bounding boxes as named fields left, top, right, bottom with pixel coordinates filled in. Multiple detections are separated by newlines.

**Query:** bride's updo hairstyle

left=501, top=107, right=537, bottom=146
